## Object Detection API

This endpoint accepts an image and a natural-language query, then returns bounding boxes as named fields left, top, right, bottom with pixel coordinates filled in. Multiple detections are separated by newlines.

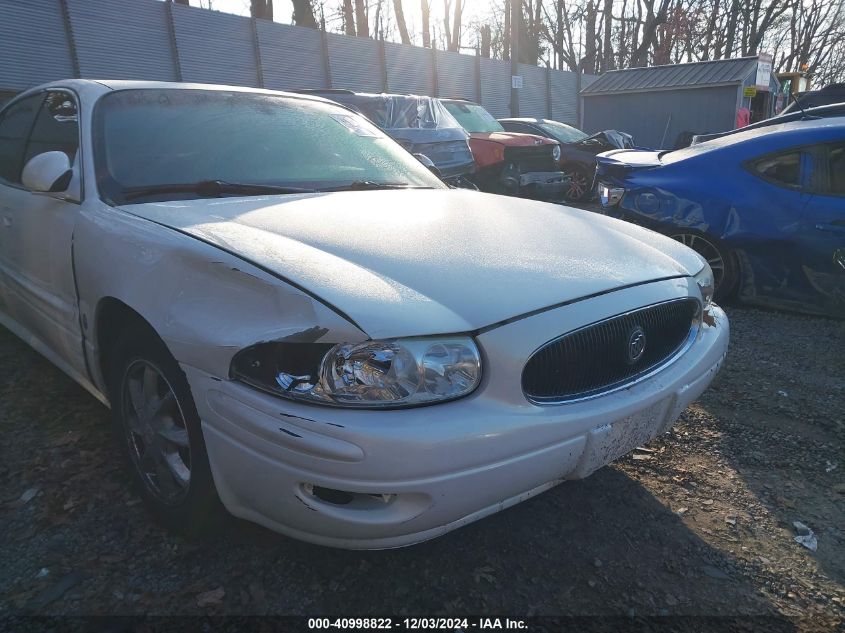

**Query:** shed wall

left=582, top=85, right=739, bottom=149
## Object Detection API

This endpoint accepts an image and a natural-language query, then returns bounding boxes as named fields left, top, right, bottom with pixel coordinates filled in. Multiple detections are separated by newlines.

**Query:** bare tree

left=355, top=0, right=369, bottom=37
left=250, top=0, right=273, bottom=20
left=421, top=0, right=432, bottom=46
left=393, top=0, right=411, bottom=43
left=290, top=0, right=317, bottom=27
left=342, top=0, right=357, bottom=35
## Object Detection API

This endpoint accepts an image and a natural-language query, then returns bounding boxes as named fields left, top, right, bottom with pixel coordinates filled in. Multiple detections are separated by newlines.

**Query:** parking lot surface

left=0, top=307, right=843, bottom=628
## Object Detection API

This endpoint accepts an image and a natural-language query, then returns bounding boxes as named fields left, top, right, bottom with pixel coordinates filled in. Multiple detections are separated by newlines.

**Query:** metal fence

left=0, top=0, right=596, bottom=123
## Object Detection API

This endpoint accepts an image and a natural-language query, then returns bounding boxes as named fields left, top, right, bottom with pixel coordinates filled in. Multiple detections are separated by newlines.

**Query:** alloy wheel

left=567, top=172, right=590, bottom=201
left=120, top=359, right=192, bottom=505
left=670, top=232, right=726, bottom=290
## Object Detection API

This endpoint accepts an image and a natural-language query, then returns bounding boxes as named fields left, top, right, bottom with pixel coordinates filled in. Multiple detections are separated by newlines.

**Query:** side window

left=24, top=91, right=79, bottom=166
left=750, top=151, right=803, bottom=188
left=826, top=142, right=845, bottom=196
left=0, top=94, right=44, bottom=184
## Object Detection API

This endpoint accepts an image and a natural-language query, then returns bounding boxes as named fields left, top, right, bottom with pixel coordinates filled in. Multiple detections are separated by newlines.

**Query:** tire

left=108, top=322, right=222, bottom=536
left=565, top=169, right=592, bottom=202
left=668, top=230, right=739, bottom=300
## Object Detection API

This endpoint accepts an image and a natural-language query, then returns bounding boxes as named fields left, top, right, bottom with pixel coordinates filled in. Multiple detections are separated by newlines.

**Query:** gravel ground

left=0, top=306, right=843, bottom=630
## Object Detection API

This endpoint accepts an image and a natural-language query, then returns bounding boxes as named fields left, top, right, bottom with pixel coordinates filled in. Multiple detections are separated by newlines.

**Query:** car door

left=738, top=147, right=816, bottom=309
left=0, top=89, right=86, bottom=376
left=798, top=140, right=845, bottom=315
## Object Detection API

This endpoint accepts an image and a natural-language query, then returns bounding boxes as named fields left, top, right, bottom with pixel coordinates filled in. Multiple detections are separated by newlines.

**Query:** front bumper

left=518, top=171, right=570, bottom=196
left=185, top=278, right=728, bottom=549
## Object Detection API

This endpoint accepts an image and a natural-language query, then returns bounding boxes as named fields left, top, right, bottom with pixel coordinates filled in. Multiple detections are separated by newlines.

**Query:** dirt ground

left=0, top=306, right=843, bottom=630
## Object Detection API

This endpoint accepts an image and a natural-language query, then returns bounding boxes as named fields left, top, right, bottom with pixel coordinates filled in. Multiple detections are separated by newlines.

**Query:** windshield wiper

left=316, top=181, right=428, bottom=192
left=122, top=180, right=316, bottom=201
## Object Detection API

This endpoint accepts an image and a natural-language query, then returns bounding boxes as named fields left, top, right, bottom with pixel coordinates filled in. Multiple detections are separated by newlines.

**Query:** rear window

left=750, top=151, right=802, bottom=187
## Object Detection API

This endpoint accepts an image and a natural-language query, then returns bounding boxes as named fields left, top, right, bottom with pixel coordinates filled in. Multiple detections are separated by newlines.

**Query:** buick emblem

left=627, top=326, right=646, bottom=364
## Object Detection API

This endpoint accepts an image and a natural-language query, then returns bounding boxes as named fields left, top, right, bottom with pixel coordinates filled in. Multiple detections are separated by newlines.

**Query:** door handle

left=815, top=222, right=845, bottom=234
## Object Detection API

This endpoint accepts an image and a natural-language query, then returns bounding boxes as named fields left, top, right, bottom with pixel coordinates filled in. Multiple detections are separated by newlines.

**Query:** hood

left=470, top=132, right=557, bottom=146
left=121, top=190, right=704, bottom=338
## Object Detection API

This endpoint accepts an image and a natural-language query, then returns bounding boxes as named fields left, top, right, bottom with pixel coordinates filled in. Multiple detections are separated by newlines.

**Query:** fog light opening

left=301, top=484, right=397, bottom=507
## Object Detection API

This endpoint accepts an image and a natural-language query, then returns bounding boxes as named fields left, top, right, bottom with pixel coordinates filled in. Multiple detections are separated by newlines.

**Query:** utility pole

left=509, top=0, right=519, bottom=116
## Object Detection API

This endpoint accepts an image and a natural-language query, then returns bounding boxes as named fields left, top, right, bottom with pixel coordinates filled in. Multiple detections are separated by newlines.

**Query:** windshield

left=442, top=101, right=505, bottom=134
left=94, top=89, right=445, bottom=204
left=344, top=94, right=464, bottom=132
left=537, top=120, right=588, bottom=143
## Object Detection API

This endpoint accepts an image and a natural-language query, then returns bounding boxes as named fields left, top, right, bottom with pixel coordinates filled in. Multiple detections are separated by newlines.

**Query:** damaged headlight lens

left=231, top=337, right=482, bottom=408
left=694, top=262, right=715, bottom=308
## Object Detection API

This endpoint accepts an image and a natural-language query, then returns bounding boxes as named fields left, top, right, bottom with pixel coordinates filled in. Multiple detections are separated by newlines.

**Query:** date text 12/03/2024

left=307, top=618, right=528, bottom=630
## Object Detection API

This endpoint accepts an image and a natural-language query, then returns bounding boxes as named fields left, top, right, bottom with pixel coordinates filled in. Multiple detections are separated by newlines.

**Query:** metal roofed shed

left=581, top=56, right=779, bottom=149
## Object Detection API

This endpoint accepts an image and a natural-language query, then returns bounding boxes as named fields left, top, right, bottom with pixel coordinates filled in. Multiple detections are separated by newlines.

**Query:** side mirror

left=21, top=151, right=72, bottom=194
left=413, top=153, right=443, bottom=179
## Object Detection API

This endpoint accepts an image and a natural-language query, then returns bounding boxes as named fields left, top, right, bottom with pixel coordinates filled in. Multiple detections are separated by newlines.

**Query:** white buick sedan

left=0, top=80, right=728, bottom=549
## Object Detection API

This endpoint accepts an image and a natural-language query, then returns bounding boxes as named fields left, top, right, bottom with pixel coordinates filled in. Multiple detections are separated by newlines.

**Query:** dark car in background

left=595, top=118, right=845, bottom=318
left=499, top=118, right=635, bottom=201
left=781, top=83, right=845, bottom=114
left=440, top=99, right=567, bottom=200
left=297, top=89, right=476, bottom=187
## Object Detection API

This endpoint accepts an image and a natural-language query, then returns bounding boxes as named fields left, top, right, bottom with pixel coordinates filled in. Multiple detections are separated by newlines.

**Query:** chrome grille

left=522, top=298, right=700, bottom=403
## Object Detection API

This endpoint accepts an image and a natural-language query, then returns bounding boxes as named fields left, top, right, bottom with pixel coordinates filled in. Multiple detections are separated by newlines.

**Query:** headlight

left=231, top=337, right=482, bottom=408
left=694, top=262, right=715, bottom=308
left=552, top=144, right=561, bottom=161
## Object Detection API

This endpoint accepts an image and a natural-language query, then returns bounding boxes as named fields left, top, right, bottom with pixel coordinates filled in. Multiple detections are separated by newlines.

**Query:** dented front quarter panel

left=72, top=205, right=367, bottom=396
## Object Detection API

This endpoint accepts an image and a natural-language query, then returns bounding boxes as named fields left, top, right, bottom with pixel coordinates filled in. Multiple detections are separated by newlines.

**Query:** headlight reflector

left=231, top=337, right=482, bottom=408
left=694, top=262, right=715, bottom=308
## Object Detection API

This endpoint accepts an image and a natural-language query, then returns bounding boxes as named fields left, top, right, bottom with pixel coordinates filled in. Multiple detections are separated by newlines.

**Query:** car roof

left=10, top=79, right=339, bottom=107
left=665, top=116, right=845, bottom=163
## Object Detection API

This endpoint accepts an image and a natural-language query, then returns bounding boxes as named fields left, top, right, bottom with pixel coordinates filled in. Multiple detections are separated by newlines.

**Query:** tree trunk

left=503, top=0, right=510, bottom=60
left=480, top=24, right=491, bottom=57
left=290, top=0, right=317, bottom=27
left=421, top=0, right=431, bottom=47
left=393, top=0, right=411, bottom=43
left=343, top=0, right=356, bottom=35
left=443, top=0, right=453, bottom=50
left=355, top=0, right=369, bottom=37
left=583, top=0, right=597, bottom=73
left=451, top=0, right=463, bottom=52
left=602, top=0, right=614, bottom=71
left=250, top=0, right=273, bottom=20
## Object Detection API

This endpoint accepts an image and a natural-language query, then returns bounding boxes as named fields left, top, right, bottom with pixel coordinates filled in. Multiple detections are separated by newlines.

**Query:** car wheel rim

left=121, top=359, right=191, bottom=506
left=568, top=173, right=588, bottom=199
left=670, top=233, right=726, bottom=289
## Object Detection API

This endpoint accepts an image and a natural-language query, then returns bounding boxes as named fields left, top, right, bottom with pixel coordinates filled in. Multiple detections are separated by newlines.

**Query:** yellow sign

left=743, top=86, right=757, bottom=98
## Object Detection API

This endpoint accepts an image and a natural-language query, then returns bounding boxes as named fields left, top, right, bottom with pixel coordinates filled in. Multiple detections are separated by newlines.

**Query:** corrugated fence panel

left=518, top=63, right=547, bottom=118
left=550, top=70, right=578, bottom=123
left=385, top=43, right=432, bottom=95
left=327, top=34, right=382, bottom=92
left=480, top=57, right=511, bottom=118
left=68, top=0, right=175, bottom=81
left=436, top=50, right=476, bottom=100
left=172, top=3, right=258, bottom=87
left=0, top=0, right=73, bottom=92
left=258, top=21, right=326, bottom=90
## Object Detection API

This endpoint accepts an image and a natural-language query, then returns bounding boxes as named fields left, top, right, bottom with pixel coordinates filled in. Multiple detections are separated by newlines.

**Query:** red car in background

left=441, top=99, right=568, bottom=200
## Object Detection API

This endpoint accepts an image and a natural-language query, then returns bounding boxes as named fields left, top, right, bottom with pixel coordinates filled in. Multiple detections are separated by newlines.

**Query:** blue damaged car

left=596, top=118, right=845, bottom=318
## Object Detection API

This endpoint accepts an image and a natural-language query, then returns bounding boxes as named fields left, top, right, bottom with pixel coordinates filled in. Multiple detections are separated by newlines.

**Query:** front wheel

left=565, top=169, right=592, bottom=202
left=109, top=324, right=221, bottom=534
left=669, top=231, right=738, bottom=300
